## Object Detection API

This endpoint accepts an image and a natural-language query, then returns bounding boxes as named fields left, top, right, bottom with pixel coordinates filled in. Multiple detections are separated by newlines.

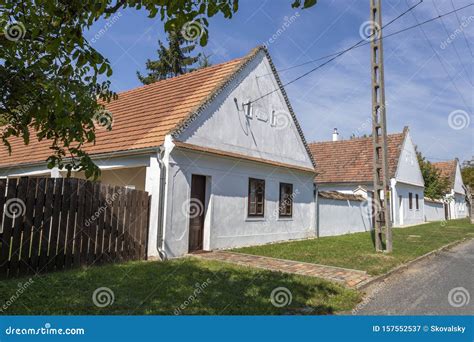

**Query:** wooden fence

left=0, top=177, right=150, bottom=278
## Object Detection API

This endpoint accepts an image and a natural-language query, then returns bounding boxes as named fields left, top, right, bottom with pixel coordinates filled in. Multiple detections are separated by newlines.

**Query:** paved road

left=355, top=239, right=474, bottom=315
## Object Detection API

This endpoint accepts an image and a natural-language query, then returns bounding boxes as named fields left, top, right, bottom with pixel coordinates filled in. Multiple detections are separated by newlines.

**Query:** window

left=248, top=178, right=265, bottom=217
left=415, top=194, right=419, bottom=210
left=409, top=192, right=413, bottom=210
left=279, top=183, right=293, bottom=218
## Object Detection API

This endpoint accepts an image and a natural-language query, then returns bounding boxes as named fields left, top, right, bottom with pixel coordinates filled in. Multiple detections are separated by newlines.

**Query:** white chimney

left=332, top=128, right=339, bottom=141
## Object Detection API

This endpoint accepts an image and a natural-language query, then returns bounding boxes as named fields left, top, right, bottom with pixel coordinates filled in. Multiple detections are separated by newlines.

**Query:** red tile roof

left=309, top=130, right=407, bottom=184
left=0, top=49, right=259, bottom=168
left=432, top=160, right=457, bottom=188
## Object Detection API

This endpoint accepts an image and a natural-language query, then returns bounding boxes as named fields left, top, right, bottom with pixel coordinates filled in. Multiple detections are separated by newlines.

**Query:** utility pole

left=370, top=0, right=392, bottom=252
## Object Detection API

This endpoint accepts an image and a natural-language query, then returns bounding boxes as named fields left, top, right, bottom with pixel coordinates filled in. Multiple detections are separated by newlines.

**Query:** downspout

left=156, top=135, right=175, bottom=261
left=314, top=183, right=319, bottom=238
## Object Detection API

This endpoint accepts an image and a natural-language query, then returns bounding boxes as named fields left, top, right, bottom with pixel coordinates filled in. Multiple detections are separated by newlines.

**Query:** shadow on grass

left=0, top=258, right=358, bottom=315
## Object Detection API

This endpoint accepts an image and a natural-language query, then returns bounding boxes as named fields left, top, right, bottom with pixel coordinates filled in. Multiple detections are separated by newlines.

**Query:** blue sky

left=85, top=0, right=473, bottom=163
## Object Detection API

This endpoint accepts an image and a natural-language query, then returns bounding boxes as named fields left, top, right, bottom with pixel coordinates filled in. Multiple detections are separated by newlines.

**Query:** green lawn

left=0, top=258, right=359, bottom=315
left=234, top=219, right=474, bottom=276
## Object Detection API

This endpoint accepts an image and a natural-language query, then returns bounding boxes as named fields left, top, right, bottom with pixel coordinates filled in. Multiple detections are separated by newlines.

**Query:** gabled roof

left=0, top=55, right=246, bottom=168
left=432, top=160, right=457, bottom=189
left=309, top=128, right=407, bottom=184
left=3, top=46, right=316, bottom=170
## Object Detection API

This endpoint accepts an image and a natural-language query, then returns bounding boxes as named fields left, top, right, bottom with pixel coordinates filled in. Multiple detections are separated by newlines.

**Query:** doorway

left=398, top=195, right=404, bottom=226
left=188, top=175, right=206, bottom=253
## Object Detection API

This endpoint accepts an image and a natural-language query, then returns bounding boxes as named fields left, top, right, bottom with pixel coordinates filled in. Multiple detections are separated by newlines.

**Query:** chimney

left=332, top=128, right=339, bottom=141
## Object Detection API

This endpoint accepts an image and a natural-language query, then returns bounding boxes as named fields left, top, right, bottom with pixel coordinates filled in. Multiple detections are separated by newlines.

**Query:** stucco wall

left=451, top=193, right=468, bottom=219
left=162, top=149, right=316, bottom=258
left=317, top=197, right=372, bottom=237
left=71, top=167, right=146, bottom=191
left=424, top=201, right=445, bottom=222
left=392, top=182, right=424, bottom=226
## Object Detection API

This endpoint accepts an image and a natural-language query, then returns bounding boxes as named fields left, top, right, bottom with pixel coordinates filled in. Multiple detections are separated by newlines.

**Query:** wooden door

left=188, top=175, right=206, bottom=253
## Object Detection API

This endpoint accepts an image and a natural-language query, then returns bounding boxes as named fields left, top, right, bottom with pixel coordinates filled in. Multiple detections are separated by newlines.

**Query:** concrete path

left=355, top=239, right=474, bottom=315
left=193, top=251, right=373, bottom=288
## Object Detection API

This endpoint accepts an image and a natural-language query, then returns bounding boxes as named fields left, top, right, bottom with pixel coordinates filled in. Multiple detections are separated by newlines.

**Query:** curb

left=356, top=238, right=470, bottom=290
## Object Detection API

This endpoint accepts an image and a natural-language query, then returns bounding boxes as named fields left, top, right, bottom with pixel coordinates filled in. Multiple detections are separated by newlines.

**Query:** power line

left=432, top=0, right=473, bottom=86
left=270, top=0, right=423, bottom=75
left=406, top=0, right=471, bottom=109
left=450, top=0, right=474, bottom=58
left=251, top=2, right=474, bottom=104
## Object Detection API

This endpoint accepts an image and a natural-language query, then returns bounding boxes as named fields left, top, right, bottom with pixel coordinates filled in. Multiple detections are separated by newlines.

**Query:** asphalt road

left=355, top=239, right=474, bottom=315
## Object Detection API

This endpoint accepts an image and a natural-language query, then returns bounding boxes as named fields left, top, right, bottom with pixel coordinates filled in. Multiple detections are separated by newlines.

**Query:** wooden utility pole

left=370, top=0, right=392, bottom=252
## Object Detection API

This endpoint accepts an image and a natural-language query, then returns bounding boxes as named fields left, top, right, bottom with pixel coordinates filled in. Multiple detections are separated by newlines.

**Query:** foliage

left=137, top=30, right=200, bottom=84
left=461, top=166, right=474, bottom=191
left=416, top=148, right=450, bottom=199
left=0, top=0, right=317, bottom=178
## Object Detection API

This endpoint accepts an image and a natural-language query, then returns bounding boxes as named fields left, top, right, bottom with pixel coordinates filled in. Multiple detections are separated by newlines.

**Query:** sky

left=84, top=0, right=473, bottom=164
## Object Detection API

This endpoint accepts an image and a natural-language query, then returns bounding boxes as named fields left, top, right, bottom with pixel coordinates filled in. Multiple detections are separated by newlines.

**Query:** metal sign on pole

left=370, top=0, right=392, bottom=252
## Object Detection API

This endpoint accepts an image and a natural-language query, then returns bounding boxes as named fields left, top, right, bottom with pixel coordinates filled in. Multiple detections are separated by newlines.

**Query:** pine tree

left=137, top=30, right=201, bottom=84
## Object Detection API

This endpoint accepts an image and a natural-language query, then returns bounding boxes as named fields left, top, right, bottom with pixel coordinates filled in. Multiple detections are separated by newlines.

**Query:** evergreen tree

left=137, top=30, right=201, bottom=84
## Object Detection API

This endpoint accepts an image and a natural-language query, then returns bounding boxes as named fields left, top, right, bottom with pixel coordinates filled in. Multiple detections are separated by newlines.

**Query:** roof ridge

left=308, top=131, right=405, bottom=145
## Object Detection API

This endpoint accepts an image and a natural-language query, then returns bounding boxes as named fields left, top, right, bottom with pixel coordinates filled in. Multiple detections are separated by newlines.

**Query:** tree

left=0, top=0, right=317, bottom=179
left=461, top=166, right=474, bottom=191
left=137, top=30, right=200, bottom=84
left=416, top=148, right=450, bottom=200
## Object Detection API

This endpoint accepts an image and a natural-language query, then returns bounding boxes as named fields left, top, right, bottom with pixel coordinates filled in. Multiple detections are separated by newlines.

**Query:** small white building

left=309, top=127, right=425, bottom=235
left=432, top=159, right=468, bottom=220
left=0, top=46, right=317, bottom=259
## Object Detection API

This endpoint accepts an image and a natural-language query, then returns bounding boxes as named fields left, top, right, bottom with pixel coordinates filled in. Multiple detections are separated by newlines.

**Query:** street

left=356, top=239, right=474, bottom=315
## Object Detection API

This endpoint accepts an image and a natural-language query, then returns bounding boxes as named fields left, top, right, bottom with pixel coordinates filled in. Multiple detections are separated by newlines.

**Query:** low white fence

left=424, top=199, right=445, bottom=222
left=317, top=191, right=372, bottom=237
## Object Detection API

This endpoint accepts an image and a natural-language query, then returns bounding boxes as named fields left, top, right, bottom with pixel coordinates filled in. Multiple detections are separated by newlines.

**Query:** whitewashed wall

left=451, top=193, right=468, bottom=219
left=317, top=197, right=372, bottom=237
left=392, top=182, right=424, bottom=226
left=424, top=201, right=445, bottom=221
left=162, top=149, right=316, bottom=258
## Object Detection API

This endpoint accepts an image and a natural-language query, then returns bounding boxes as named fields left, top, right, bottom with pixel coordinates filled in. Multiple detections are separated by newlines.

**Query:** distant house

left=309, top=127, right=425, bottom=233
left=432, top=159, right=468, bottom=220
left=0, top=46, right=317, bottom=258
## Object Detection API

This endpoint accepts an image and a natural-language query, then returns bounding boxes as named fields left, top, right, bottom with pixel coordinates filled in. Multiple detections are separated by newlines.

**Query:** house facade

left=309, top=127, right=425, bottom=235
left=0, top=47, right=316, bottom=259
left=433, top=159, right=468, bottom=220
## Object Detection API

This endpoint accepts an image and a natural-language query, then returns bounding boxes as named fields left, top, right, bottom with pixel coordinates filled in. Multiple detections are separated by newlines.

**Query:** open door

left=188, top=175, right=206, bottom=253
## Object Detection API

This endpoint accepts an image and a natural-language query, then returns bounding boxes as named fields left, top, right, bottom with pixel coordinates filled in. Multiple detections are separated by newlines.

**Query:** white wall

left=317, top=197, right=372, bottom=237
left=453, top=162, right=465, bottom=195
left=424, top=201, right=445, bottom=222
left=392, top=182, right=424, bottom=226
left=162, top=149, right=316, bottom=258
left=450, top=193, right=468, bottom=219
left=178, top=50, right=313, bottom=170
left=395, top=132, right=424, bottom=187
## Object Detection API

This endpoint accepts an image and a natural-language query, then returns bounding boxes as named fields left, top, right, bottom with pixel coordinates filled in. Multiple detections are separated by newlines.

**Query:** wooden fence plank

left=117, top=187, right=126, bottom=261
left=110, top=186, right=120, bottom=262
left=88, top=182, right=101, bottom=265
left=19, top=178, right=37, bottom=275
left=0, top=179, right=17, bottom=277
left=47, top=178, right=63, bottom=271
left=0, top=179, right=6, bottom=239
left=102, top=185, right=113, bottom=263
left=74, top=179, right=86, bottom=268
left=95, top=184, right=107, bottom=264
left=81, top=180, right=93, bottom=265
left=64, top=178, right=78, bottom=269
left=9, top=177, right=28, bottom=277
left=123, top=188, right=132, bottom=261
left=30, top=178, right=46, bottom=272
left=38, top=179, right=54, bottom=272
left=56, top=178, right=71, bottom=270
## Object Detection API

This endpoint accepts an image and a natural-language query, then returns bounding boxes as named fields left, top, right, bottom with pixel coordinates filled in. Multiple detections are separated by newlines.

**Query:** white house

left=0, top=46, right=317, bottom=259
left=432, top=159, right=468, bottom=220
left=309, top=127, right=425, bottom=235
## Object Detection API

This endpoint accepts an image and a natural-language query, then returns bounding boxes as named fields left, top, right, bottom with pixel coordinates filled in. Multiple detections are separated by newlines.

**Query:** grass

left=234, top=219, right=474, bottom=276
left=0, top=258, right=360, bottom=315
